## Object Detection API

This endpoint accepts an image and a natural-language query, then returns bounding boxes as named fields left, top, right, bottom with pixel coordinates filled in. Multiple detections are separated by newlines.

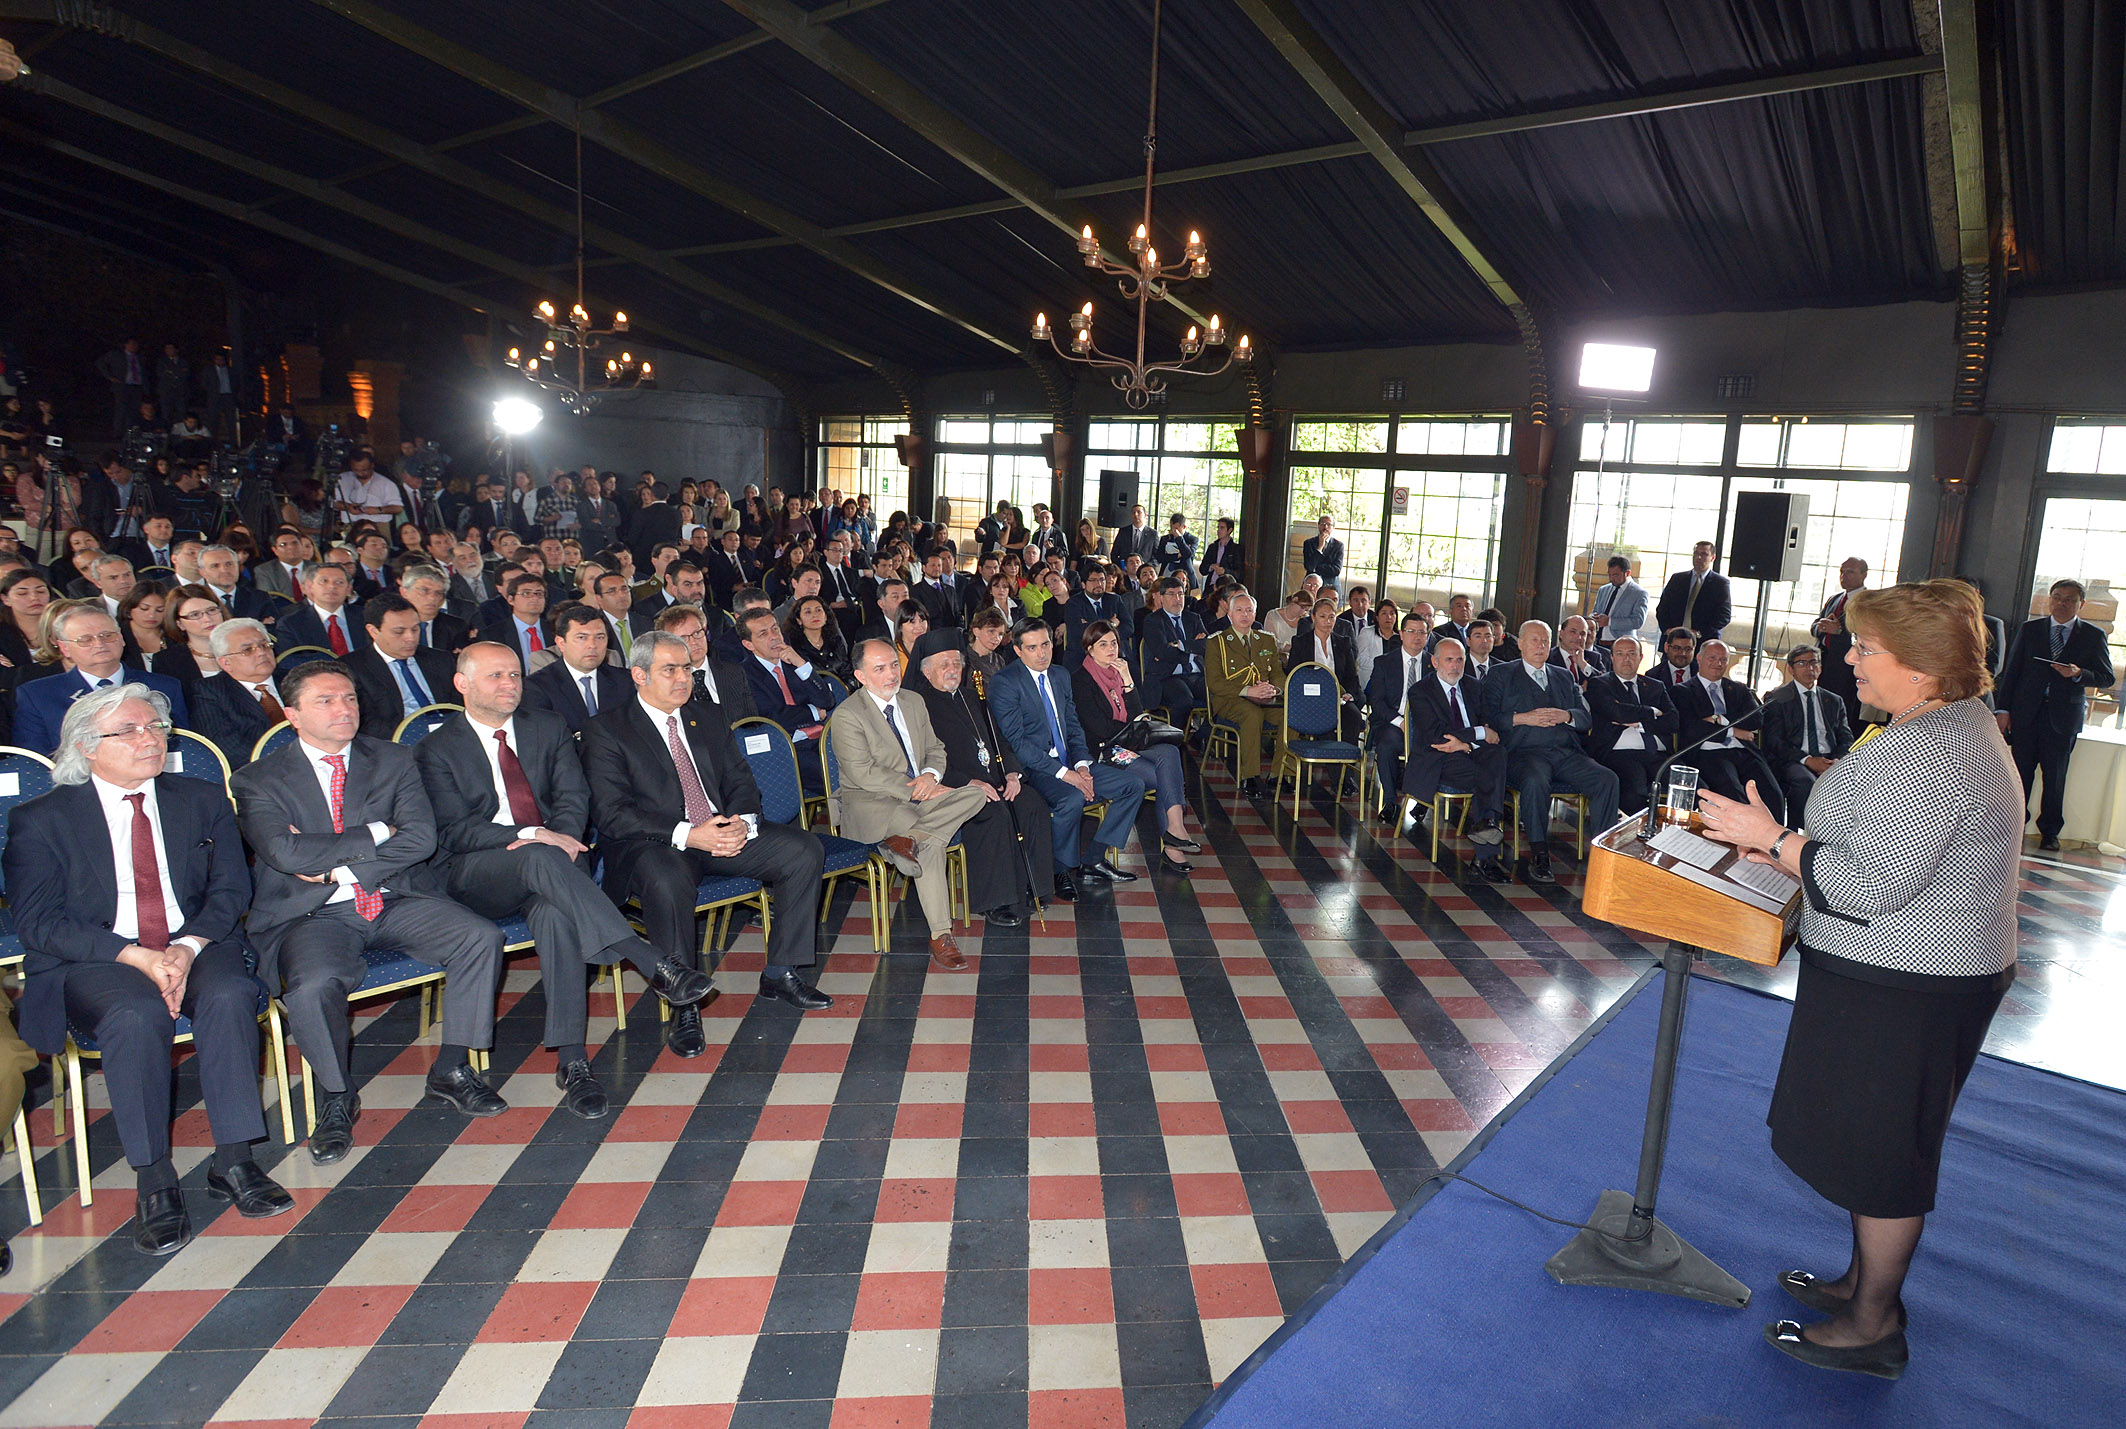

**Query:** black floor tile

left=933, top=1324, right=1029, bottom=1395
left=323, top=1343, right=470, bottom=1417
left=1116, top=1315, right=1212, bottom=1387
left=534, top=1335, right=661, bottom=1411
left=375, top=1280, right=510, bottom=1347
left=938, top=1267, right=1028, bottom=1329
left=102, top=1349, right=264, bottom=1425
left=737, top=1331, right=847, bottom=1403
left=573, top=1278, right=689, bottom=1341
left=758, top=1272, right=862, bottom=1335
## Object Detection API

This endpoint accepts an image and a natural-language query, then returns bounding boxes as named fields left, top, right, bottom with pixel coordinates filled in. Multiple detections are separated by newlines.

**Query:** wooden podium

left=1546, top=814, right=1800, bottom=1307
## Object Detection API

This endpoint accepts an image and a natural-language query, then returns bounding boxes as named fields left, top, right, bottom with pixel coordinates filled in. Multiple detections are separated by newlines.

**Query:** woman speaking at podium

left=1696, top=579, right=2018, bottom=1381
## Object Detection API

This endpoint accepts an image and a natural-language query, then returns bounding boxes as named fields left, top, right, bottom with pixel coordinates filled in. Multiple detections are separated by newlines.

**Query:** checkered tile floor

left=2, top=757, right=2118, bottom=1427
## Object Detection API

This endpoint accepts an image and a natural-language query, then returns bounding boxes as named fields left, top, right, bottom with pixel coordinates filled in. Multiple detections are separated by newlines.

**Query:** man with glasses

left=1763, top=643, right=1855, bottom=826
left=5, top=687, right=292, bottom=1255
left=13, top=606, right=190, bottom=755
left=191, top=619, right=286, bottom=767
left=654, top=603, right=756, bottom=719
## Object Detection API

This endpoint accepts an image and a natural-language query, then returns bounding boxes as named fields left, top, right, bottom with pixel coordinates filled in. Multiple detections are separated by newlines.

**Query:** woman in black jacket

left=784, top=595, right=851, bottom=685
left=1071, top=618, right=1199, bottom=874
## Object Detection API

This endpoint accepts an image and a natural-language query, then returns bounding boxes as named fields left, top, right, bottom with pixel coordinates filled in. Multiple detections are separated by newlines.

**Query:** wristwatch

left=1770, top=830, right=1795, bottom=860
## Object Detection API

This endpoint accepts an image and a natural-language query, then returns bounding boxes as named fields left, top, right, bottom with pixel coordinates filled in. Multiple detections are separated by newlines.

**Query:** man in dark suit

left=1398, top=634, right=1508, bottom=878
left=627, top=483, right=684, bottom=569
left=735, top=608, right=842, bottom=793
left=651, top=603, right=757, bottom=721
left=274, top=562, right=369, bottom=658
left=633, top=560, right=708, bottom=636
left=987, top=618, right=1150, bottom=898
left=1546, top=615, right=1612, bottom=687
left=3, top=685, right=291, bottom=1255
left=1365, top=612, right=1432, bottom=806
left=1059, top=562, right=1129, bottom=666
left=856, top=578, right=913, bottom=651
left=1584, top=635, right=1678, bottom=816
left=417, top=643, right=715, bottom=1090
left=524, top=603, right=636, bottom=734
left=1481, top=621, right=1620, bottom=884
left=699, top=529, right=749, bottom=611
left=910, top=551, right=964, bottom=629
left=1998, top=578, right=2118, bottom=850
left=232, top=660, right=507, bottom=1164
left=1812, top=556, right=1868, bottom=727
left=479, top=571, right=554, bottom=672
left=448, top=542, right=496, bottom=609
left=1430, top=592, right=1478, bottom=653
left=1139, top=577, right=1208, bottom=722
left=348, top=594, right=458, bottom=740
left=819, top=535, right=864, bottom=640
left=1110, top=507, right=1157, bottom=570
left=1669, top=637, right=1781, bottom=820
left=1653, top=541, right=1732, bottom=643
left=348, top=532, right=394, bottom=604
left=96, top=338, right=150, bottom=437
left=459, top=478, right=519, bottom=542
left=1654, top=626, right=1700, bottom=690
left=1199, top=517, right=1244, bottom=589
left=580, top=631, right=831, bottom=1011
left=197, top=544, right=277, bottom=626
left=399, top=564, right=473, bottom=654
left=1301, top=514, right=1344, bottom=595
left=191, top=619, right=286, bottom=769
left=1762, top=644, right=1854, bottom=826
left=585, top=571, right=637, bottom=666
left=1150, top=513, right=1197, bottom=590
left=13, top=606, right=190, bottom=756
left=1285, top=597, right=1362, bottom=738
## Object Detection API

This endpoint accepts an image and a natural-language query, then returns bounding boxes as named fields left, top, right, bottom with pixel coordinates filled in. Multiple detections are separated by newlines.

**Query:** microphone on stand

left=1642, top=696, right=1777, bottom=837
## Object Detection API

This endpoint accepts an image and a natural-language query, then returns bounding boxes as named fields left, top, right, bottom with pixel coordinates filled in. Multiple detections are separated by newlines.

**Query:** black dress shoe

left=309, top=1090, right=361, bottom=1165
left=555, top=1059, right=611, bottom=1120
left=647, top=955, right=714, bottom=1007
left=133, top=1186, right=193, bottom=1257
left=758, top=968, right=833, bottom=1011
left=1095, top=859, right=1139, bottom=884
left=665, top=1003, right=708, bottom=1058
left=204, top=1161, right=294, bottom=1218
left=984, top=907, right=1023, bottom=929
left=1526, top=851, right=1556, bottom=884
left=1, top=1239, right=11, bottom=1277
left=1764, top=1319, right=1908, bottom=1380
left=2039, top=834, right=2061, bottom=852
left=1239, top=777, right=1265, bottom=797
left=1076, top=860, right=1114, bottom=884
left=424, top=1061, right=509, bottom=1117
left=1051, top=873, right=1078, bottom=902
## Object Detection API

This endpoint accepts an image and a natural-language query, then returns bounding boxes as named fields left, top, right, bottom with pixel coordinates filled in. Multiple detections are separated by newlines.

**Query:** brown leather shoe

left=928, top=933, right=969, bottom=971
left=879, top=833, right=922, bottom=874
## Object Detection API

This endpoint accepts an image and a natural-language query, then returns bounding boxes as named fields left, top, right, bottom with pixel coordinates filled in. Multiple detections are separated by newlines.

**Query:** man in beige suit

left=829, top=638, right=988, bottom=970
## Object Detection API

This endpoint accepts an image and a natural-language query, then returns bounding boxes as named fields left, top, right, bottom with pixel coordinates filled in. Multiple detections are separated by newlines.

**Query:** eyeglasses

left=99, top=719, right=173, bottom=742
left=1852, top=641, right=1885, bottom=659
left=223, top=642, right=272, bottom=659
left=178, top=607, right=222, bottom=621
left=59, top=630, right=123, bottom=647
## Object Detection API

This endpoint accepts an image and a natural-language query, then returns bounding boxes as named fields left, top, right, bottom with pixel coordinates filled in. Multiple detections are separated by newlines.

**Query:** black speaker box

left=1096, top=468, right=1137, bottom=528
left=1728, top=491, right=1810, bottom=582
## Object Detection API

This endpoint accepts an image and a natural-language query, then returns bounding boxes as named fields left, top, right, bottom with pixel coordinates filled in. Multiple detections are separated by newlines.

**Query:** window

left=815, top=415, right=908, bottom=514
left=2028, top=497, right=2126, bottom=726
left=1736, top=419, right=1914, bottom=472
left=1722, top=476, right=1908, bottom=688
left=1284, top=415, right=1511, bottom=608
left=932, top=415, right=1052, bottom=554
left=2047, top=421, right=2126, bottom=475
left=1084, top=417, right=1246, bottom=547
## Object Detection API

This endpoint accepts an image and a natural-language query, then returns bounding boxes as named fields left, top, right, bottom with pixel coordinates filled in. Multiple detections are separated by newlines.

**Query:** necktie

left=773, top=662, right=796, bottom=707
left=1708, top=681, right=1728, bottom=719
left=494, top=728, right=542, bottom=825
left=2052, top=623, right=2067, bottom=658
left=254, top=684, right=283, bottom=721
left=1685, top=574, right=1702, bottom=625
left=1448, top=684, right=1468, bottom=729
left=666, top=714, right=717, bottom=824
left=124, top=792, right=170, bottom=949
left=1803, top=689, right=1821, bottom=757
left=882, top=700, right=917, bottom=777
left=395, top=659, right=431, bottom=713
left=1037, top=671, right=1066, bottom=757
left=320, top=754, right=382, bottom=920
left=528, top=622, right=544, bottom=653
left=580, top=675, right=598, bottom=717
left=1597, top=584, right=1614, bottom=617
left=421, top=621, right=432, bottom=648
left=326, top=613, right=349, bottom=656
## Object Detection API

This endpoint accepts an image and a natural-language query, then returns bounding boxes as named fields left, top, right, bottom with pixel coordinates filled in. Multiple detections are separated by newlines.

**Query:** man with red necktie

left=232, top=660, right=505, bottom=1166
left=273, top=561, right=370, bottom=658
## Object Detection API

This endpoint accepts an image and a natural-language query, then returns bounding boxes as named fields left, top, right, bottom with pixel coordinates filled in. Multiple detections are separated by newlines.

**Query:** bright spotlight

left=1578, top=342, right=1656, bottom=394
left=491, top=396, right=544, bottom=435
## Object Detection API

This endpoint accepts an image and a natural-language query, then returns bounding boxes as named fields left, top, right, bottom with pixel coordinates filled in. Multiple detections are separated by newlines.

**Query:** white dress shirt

left=311, top=602, right=354, bottom=649
left=91, top=775, right=198, bottom=953
left=865, top=689, right=940, bottom=779
left=298, top=739, right=394, bottom=901
left=466, top=713, right=542, bottom=838
left=640, top=695, right=757, bottom=849
left=1613, top=676, right=1649, bottom=751
left=1389, top=649, right=1425, bottom=728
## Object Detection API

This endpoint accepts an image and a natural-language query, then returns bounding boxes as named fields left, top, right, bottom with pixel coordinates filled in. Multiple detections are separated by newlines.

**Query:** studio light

left=1579, top=342, right=1657, bottom=394
left=491, top=397, right=544, bottom=436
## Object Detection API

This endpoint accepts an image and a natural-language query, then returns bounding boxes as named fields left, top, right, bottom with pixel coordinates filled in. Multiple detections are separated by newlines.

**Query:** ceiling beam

left=1230, top=0, right=1524, bottom=310
left=0, top=0, right=887, bottom=374
left=306, top=0, right=1023, bottom=354
left=12, top=70, right=799, bottom=388
left=1936, top=0, right=1992, bottom=268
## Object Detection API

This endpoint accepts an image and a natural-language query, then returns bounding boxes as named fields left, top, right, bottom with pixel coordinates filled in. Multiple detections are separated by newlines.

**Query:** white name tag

left=743, top=733, right=772, bottom=755
left=0, top=772, right=17, bottom=796
left=1302, top=682, right=1323, bottom=696
left=163, top=753, right=184, bottom=774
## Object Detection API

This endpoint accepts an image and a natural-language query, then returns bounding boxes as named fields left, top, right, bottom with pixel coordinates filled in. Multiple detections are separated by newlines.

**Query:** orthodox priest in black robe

left=905, top=629, right=1050, bottom=920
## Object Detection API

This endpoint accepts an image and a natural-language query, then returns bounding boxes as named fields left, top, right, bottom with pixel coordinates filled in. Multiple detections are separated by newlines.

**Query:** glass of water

left=1663, top=765, right=1701, bottom=826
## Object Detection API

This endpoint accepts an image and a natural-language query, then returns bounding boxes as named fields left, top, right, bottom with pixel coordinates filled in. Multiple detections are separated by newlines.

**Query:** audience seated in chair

left=1480, top=621, right=1620, bottom=885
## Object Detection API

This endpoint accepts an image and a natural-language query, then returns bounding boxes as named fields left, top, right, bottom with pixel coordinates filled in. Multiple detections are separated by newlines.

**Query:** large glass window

left=2029, top=496, right=2126, bottom=725
left=815, top=415, right=909, bottom=514
left=1285, top=415, right=1510, bottom=608
left=2047, top=421, right=2126, bottom=475
left=1084, top=417, right=1246, bottom=548
left=1563, top=415, right=1914, bottom=691
left=932, top=415, right=1052, bottom=553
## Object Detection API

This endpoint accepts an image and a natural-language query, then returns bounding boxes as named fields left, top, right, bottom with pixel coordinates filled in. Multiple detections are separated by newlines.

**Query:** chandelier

left=504, top=125, right=650, bottom=415
left=1030, top=0, right=1250, bottom=409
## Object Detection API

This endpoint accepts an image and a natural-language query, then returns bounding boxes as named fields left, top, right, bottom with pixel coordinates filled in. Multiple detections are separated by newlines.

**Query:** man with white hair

left=11, top=605, right=189, bottom=756
left=1480, top=620, right=1619, bottom=884
left=190, top=619, right=286, bottom=767
left=3, top=686, right=290, bottom=1254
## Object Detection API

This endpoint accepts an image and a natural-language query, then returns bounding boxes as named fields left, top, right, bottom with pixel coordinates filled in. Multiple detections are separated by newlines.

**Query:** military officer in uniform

left=1206, top=592, right=1284, bottom=797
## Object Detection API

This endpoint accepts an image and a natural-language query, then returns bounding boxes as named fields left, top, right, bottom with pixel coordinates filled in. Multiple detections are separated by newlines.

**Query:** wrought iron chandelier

left=1030, top=0, right=1250, bottom=408
left=504, top=124, right=650, bottom=415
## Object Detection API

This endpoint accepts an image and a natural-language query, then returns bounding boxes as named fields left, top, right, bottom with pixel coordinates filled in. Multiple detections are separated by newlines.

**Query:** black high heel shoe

left=1764, top=1320, right=1908, bottom=1380
left=1157, top=852, right=1194, bottom=876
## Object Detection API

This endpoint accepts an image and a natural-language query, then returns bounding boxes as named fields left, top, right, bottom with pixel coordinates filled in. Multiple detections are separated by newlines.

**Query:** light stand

left=1545, top=942, right=1751, bottom=1307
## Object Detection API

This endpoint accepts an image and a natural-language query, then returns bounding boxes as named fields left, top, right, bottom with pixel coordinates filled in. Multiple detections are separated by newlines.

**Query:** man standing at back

left=232, top=660, right=507, bottom=1163
left=1654, top=541, right=1731, bottom=643
left=1813, top=556, right=1868, bottom=727
left=1999, top=578, right=2116, bottom=851
left=1301, top=514, right=1344, bottom=596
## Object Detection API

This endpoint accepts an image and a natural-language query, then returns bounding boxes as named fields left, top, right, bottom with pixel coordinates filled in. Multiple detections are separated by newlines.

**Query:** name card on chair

left=0, top=773, right=16, bottom=796
left=1302, top=682, right=1323, bottom=696
left=744, top=733, right=772, bottom=755
left=163, top=753, right=184, bottom=775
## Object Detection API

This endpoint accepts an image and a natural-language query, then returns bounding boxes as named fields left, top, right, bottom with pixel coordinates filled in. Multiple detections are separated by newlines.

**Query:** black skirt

left=1767, top=949, right=2012, bottom=1219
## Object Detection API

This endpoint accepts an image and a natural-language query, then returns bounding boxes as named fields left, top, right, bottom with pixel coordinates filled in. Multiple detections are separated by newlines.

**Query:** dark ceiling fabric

left=0, top=0, right=2087, bottom=380
left=1998, top=0, right=2126, bottom=286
